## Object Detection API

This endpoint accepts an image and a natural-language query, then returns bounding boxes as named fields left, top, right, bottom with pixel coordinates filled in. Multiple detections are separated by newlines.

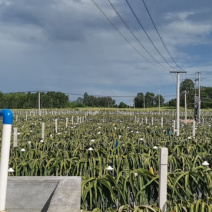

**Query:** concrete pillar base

left=6, top=176, right=81, bottom=212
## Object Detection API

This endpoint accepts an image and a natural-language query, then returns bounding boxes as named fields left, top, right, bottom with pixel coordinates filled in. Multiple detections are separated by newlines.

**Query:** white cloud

left=166, top=21, right=212, bottom=36
left=165, top=11, right=196, bottom=21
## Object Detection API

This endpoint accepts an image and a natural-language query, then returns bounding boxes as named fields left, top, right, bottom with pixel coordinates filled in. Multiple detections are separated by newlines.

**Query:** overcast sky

left=0, top=0, right=211, bottom=105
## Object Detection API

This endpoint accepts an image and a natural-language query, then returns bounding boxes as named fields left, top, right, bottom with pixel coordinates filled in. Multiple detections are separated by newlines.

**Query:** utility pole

left=38, top=91, right=41, bottom=116
left=182, top=91, right=188, bottom=124
left=194, top=72, right=201, bottom=123
left=134, top=98, right=135, bottom=109
left=143, top=94, right=145, bottom=109
left=194, top=79, right=198, bottom=121
left=170, top=70, right=187, bottom=136
left=198, top=72, right=201, bottom=123
left=158, top=87, right=161, bottom=114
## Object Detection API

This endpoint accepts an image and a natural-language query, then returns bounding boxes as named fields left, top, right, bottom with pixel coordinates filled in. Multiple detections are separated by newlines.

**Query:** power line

left=91, top=0, right=178, bottom=73
left=106, top=0, right=169, bottom=71
left=68, top=93, right=135, bottom=98
left=4, top=90, right=42, bottom=94
left=163, top=95, right=176, bottom=97
left=125, top=0, right=176, bottom=70
left=91, top=0, right=178, bottom=91
left=91, top=0, right=156, bottom=66
left=141, top=0, right=184, bottom=71
left=125, top=0, right=178, bottom=87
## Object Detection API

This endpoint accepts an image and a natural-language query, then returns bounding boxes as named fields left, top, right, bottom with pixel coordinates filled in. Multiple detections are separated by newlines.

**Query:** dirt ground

left=180, top=119, right=194, bottom=123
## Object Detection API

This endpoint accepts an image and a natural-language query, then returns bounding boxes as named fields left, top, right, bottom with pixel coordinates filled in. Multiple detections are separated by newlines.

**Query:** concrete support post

left=42, top=122, right=45, bottom=140
left=66, top=118, right=68, bottom=128
left=55, top=119, right=58, bottom=134
left=192, top=120, right=196, bottom=137
left=38, top=91, right=41, bottom=116
left=161, top=117, right=163, bottom=128
left=184, top=91, right=187, bottom=124
left=159, top=147, right=168, bottom=212
left=173, top=120, right=175, bottom=134
left=13, top=127, right=18, bottom=148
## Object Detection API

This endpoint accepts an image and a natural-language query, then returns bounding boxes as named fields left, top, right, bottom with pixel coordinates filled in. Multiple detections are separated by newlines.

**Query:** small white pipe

left=0, top=124, right=12, bottom=210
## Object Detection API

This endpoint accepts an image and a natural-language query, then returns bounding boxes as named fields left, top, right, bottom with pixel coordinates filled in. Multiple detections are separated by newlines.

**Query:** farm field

left=2, top=108, right=212, bottom=211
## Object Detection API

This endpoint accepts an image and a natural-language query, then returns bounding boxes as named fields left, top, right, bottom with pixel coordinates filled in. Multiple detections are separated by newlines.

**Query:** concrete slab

left=6, top=176, right=81, bottom=212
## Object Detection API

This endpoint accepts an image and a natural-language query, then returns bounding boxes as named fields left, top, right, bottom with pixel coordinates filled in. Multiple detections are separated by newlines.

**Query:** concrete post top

left=160, top=147, right=168, bottom=165
left=6, top=176, right=81, bottom=212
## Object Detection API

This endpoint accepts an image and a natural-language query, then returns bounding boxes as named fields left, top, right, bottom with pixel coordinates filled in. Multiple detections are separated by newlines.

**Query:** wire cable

left=107, top=0, right=169, bottom=71
left=91, top=0, right=177, bottom=91
left=125, top=0, right=177, bottom=70
left=141, top=0, right=184, bottom=71
left=91, top=0, right=158, bottom=67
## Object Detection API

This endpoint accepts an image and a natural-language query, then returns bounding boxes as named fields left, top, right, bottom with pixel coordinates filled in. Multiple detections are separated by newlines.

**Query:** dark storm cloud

left=0, top=0, right=113, bottom=42
left=0, top=0, right=211, bottom=105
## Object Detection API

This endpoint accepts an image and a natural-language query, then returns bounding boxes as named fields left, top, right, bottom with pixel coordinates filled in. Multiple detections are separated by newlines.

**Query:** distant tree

left=82, top=92, right=116, bottom=107
left=17, top=93, right=27, bottom=108
left=0, top=91, right=69, bottom=109
left=89, top=95, right=96, bottom=107
left=145, top=92, right=155, bottom=108
left=103, top=97, right=115, bottom=107
left=134, top=92, right=144, bottom=108
left=69, top=101, right=86, bottom=108
left=201, top=87, right=212, bottom=108
left=83, top=92, right=90, bottom=106
left=180, top=79, right=195, bottom=93
left=75, top=97, right=84, bottom=103
left=180, top=79, right=195, bottom=108
left=118, top=102, right=128, bottom=108
left=0, top=92, right=4, bottom=108
left=154, top=94, right=165, bottom=107
left=168, top=98, right=176, bottom=107
left=28, top=92, right=38, bottom=108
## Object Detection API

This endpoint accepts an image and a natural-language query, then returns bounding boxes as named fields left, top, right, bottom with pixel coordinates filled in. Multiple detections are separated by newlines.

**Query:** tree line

left=0, top=91, right=69, bottom=109
left=73, top=92, right=165, bottom=108
left=73, top=92, right=116, bottom=107
left=1, top=79, right=211, bottom=109
left=134, top=92, right=165, bottom=108
left=0, top=91, right=165, bottom=109
left=168, top=78, right=212, bottom=109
